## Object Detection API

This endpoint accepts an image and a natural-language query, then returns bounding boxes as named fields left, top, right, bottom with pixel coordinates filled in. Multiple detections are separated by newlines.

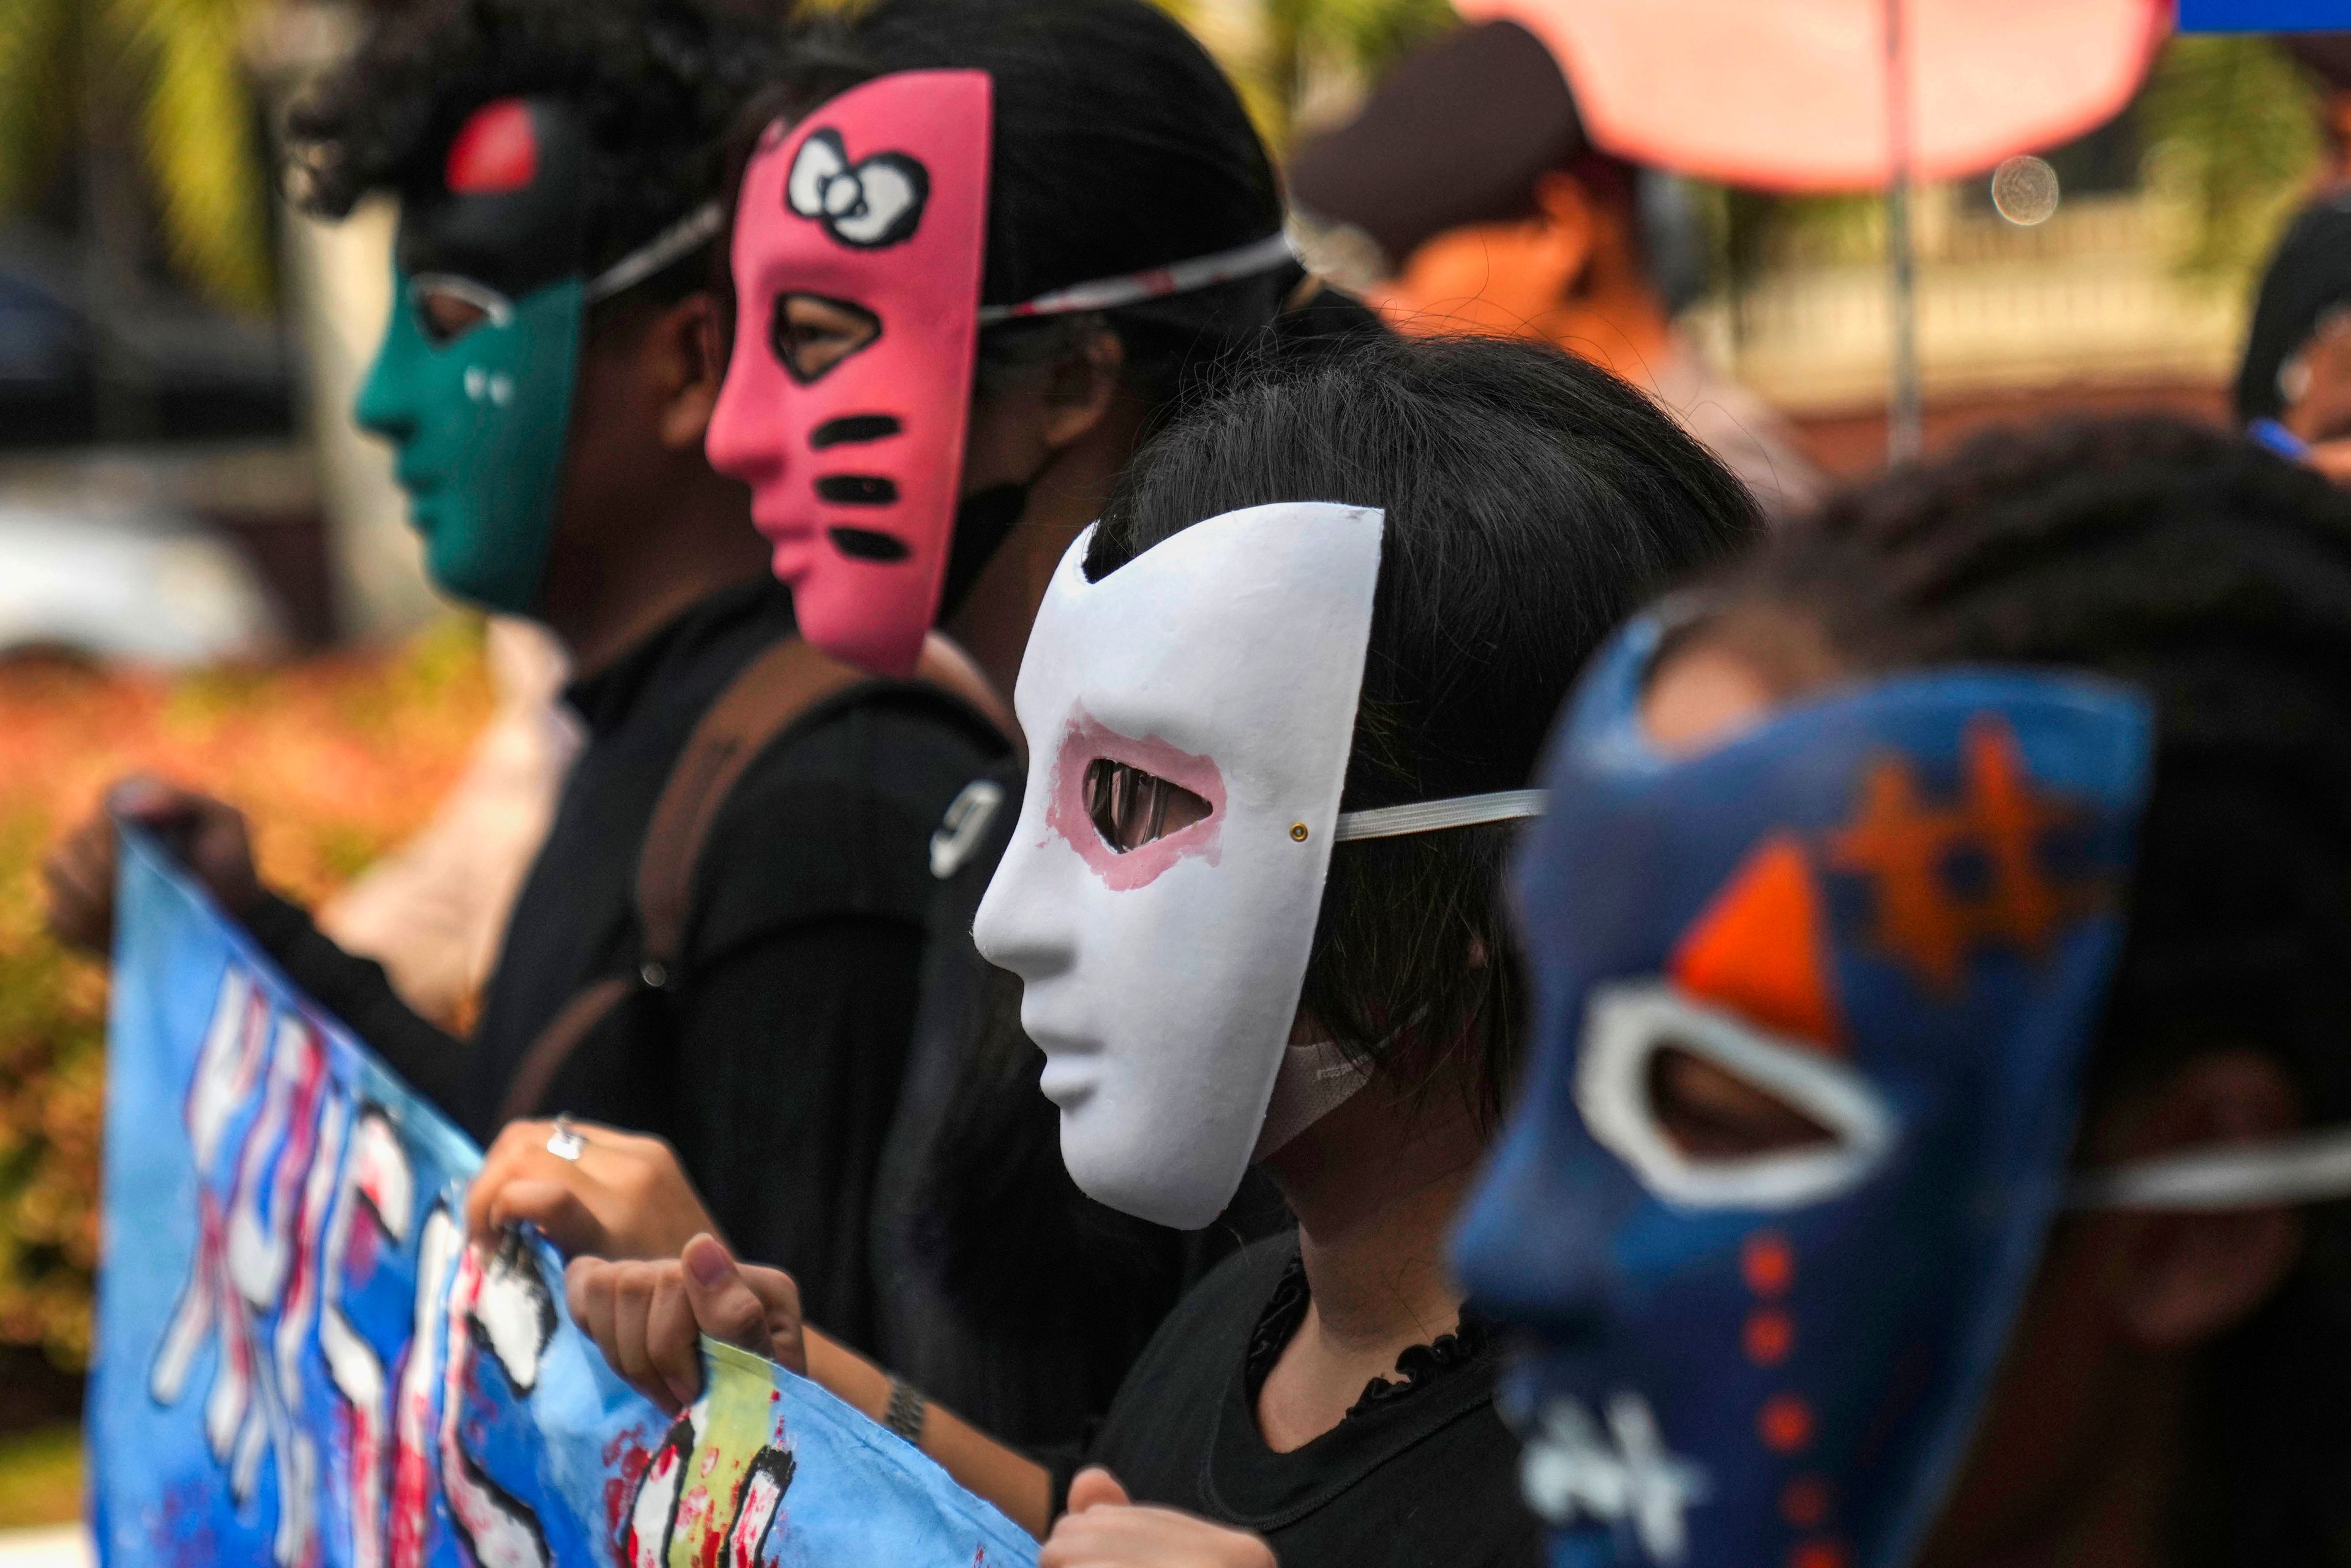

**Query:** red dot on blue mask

left=446, top=99, right=541, bottom=195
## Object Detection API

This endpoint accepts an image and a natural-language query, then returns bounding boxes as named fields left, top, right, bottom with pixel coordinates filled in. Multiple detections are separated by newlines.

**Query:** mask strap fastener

left=1333, top=789, right=1547, bottom=843
left=976, top=231, right=1297, bottom=326
left=2066, top=1127, right=2351, bottom=1210
left=584, top=201, right=724, bottom=304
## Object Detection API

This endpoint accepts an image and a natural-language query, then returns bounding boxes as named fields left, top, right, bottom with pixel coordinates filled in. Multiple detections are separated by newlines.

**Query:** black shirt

left=2235, top=192, right=2351, bottom=424
left=1089, top=1233, right=1541, bottom=1568
left=245, top=580, right=1005, bottom=1351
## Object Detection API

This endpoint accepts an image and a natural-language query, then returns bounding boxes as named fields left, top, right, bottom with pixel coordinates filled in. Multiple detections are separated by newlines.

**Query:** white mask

left=973, top=503, right=1382, bottom=1227
left=973, top=503, right=1545, bottom=1228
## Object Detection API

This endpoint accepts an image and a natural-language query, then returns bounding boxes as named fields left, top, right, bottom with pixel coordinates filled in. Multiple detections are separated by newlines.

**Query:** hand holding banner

left=89, top=828, right=1035, bottom=1568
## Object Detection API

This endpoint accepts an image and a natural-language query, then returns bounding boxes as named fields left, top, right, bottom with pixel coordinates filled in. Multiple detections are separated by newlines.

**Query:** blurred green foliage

left=0, top=813, right=103, bottom=1373
left=0, top=1425, right=81, bottom=1526
left=1237, top=0, right=1453, bottom=149
left=2139, top=33, right=2323, bottom=281
left=0, top=621, right=495, bottom=1379
left=0, top=0, right=276, bottom=310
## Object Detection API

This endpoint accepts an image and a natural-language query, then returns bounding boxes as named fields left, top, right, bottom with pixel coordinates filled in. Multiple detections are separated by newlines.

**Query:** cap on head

left=1288, top=21, right=1592, bottom=272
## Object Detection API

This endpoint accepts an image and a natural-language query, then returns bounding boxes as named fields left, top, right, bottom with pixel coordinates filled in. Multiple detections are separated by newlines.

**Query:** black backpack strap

left=495, top=632, right=1016, bottom=1124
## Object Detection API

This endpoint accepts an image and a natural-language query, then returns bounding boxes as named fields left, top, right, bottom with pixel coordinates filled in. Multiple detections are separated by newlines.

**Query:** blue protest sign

left=89, top=828, right=1036, bottom=1568
left=2179, top=0, right=2351, bottom=31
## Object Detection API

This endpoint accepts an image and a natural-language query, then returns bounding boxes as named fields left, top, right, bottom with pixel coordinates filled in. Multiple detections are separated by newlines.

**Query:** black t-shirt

left=1089, top=1233, right=1542, bottom=1568
left=245, top=580, right=1007, bottom=1352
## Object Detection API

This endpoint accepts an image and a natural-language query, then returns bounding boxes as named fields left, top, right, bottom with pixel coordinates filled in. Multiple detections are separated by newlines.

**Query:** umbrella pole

left=1884, top=0, right=1923, bottom=464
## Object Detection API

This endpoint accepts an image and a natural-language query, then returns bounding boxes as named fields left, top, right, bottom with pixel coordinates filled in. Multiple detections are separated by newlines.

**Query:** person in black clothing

left=2232, top=38, right=2351, bottom=480
left=557, top=331, right=1763, bottom=1567
left=40, top=0, right=1010, bottom=1357
left=463, top=0, right=1370, bottom=1452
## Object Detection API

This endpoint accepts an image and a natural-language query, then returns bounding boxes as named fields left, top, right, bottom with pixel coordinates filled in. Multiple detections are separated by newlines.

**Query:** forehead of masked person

left=1084, top=330, right=1762, bottom=1121
left=388, top=97, right=593, bottom=301
left=290, top=0, right=774, bottom=307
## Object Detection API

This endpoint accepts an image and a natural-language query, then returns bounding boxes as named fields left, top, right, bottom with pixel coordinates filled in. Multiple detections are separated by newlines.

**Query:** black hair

left=1705, top=416, right=2351, bottom=1567
left=1085, top=331, right=1764, bottom=1122
left=738, top=0, right=1341, bottom=420
left=285, top=0, right=778, bottom=304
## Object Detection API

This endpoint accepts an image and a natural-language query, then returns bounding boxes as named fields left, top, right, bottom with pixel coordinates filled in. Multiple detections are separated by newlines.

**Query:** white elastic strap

left=976, top=231, right=1295, bottom=326
left=585, top=202, right=724, bottom=304
left=2066, top=1127, right=2351, bottom=1211
left=1333, top=789, right=1547, bottom=843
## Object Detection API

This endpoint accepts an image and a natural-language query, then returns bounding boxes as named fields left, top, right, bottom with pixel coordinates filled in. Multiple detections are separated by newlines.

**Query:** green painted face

left=355, top=270, right=585, bottom=615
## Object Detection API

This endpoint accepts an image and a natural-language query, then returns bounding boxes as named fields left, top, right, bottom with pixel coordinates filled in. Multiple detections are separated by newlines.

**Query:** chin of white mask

left=972, top=501, right=1544, bottom=1229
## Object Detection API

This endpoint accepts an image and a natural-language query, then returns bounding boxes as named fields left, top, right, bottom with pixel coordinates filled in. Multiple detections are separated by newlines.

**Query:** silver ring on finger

left=546, top=1116, right=587, bottom=1162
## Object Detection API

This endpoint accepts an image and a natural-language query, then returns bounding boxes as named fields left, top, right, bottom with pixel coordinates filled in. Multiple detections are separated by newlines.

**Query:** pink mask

left=707, top=71, right=992, bottom=677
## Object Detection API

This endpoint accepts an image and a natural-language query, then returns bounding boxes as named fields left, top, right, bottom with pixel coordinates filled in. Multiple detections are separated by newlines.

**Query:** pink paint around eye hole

left=1044, top=707, right=1226, bottom=891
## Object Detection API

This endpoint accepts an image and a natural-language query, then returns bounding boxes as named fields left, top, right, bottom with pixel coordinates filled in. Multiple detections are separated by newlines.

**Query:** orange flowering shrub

left=0, top=618, right=494, bottom=1370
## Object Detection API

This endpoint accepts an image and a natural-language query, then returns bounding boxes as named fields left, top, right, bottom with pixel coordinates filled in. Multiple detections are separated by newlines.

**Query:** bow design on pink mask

left=786, top=129, right=929, bottom=249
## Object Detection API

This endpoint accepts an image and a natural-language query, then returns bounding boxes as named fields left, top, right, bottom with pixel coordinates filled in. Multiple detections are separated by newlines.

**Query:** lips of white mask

left=972, top=503, right=1384, bottom=1228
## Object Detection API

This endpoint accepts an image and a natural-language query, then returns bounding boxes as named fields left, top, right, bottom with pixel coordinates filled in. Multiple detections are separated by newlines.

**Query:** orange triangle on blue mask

left=1668, top=833, right=1845, bottom=1053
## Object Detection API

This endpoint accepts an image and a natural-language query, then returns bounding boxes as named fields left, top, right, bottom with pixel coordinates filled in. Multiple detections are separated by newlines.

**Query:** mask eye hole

left=771, top=293, right=881, bottom=383
left=1576, top=981, right=1898, bottom=1210
left=407, top=274, right=513, bottom=343
left=1082, top=759, right=1212, bottom=853
left=1646, top=1045, right=1837, bottom=1161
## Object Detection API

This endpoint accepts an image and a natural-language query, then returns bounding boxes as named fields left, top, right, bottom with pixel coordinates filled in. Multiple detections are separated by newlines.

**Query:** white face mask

left=974, top=503, right=1551, bottom=1227
left=973, top=503, right=1384, bottom=1228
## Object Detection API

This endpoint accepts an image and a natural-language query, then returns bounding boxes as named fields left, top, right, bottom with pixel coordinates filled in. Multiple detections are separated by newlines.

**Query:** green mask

left=353, top=95, right=721, bottom=617
left=356, top=269, right=585, bottom=615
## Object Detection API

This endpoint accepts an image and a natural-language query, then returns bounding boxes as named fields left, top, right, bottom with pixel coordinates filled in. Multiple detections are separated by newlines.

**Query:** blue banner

left=89, top=828, right=1037, bottom=1568
left=2178, top=0, right=2351, bottom=31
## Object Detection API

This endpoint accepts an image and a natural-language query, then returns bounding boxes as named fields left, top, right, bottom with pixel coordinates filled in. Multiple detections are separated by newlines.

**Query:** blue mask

left=1452, top=617, right=2154, bottom=1568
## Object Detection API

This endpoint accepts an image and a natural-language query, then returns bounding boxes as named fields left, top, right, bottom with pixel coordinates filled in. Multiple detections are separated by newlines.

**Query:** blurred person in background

left=317, top=617, right=579, bottom=1033
left=1460, top=417, right=2351, bottom=1568
left=1289, top=19, right=1822, bottom=522
left=2235, top=36, right=2351, bottom=478
left=42, top=0, right=1017, bottom=1360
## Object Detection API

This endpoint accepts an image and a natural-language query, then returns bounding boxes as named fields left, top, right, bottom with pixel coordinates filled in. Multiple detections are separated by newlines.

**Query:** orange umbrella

left=1457, top=0, right=2170, bottom=193
left=1453, top=0, right=2169, bottom=457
